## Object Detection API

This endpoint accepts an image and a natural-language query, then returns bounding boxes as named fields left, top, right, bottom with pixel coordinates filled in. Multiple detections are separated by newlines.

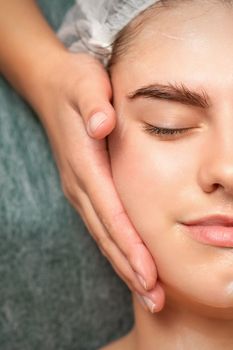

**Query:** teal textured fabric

left=0, top=1, right=133, bottom=349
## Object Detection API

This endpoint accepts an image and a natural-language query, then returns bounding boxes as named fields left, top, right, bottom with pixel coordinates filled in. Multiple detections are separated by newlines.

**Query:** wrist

left=21, top=46, right=70, bottom=116
left=0, top=0, right=70, bottom=116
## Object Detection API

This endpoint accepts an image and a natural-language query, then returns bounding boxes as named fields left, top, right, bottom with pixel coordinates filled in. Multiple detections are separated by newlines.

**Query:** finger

left=64, top=132, right=158, bottom=291
left=105, top=249, right=166, bottom=312
left=70, top=190, right=165, bottom=312
left=71, top=53, right=116, bottom=139
left=133, top=283, right=165, bottom=313
left=81, top=194, right=165, bottom=310
left=86, top=169, right=158, bottom=292
left=69, top=188, right=147, bottom=294
left=81, top=196, right=165, bottom=311
left=150, top=282, right=166, bottom=312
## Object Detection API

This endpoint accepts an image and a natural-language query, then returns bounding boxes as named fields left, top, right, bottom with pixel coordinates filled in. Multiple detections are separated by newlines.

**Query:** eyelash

left=142, top=123, right=192, bottom=137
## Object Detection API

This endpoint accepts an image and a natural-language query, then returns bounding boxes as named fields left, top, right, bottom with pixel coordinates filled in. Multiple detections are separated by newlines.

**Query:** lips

left=184, top=214, right=233, bottom=227
left=182, top=215, right=233, bottom=247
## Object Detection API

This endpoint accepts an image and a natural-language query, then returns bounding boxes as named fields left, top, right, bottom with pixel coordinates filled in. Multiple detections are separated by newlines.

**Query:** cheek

left=108, top=122, right=194, bottom=227
left=108, top=126, right=201, bottom=298
left=108, top=121, right=194, bottom=264
left=108, top=124, right=233, bottom=312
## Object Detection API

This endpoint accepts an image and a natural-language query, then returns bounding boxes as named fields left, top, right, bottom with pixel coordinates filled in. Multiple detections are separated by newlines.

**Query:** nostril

left=212, top=183, right=220, bottom=190
left=205, top=183, right=219, bottom=193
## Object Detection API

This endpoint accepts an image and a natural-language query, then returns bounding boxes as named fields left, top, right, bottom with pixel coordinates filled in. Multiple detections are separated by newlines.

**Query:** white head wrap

left=57, top=0, right=158, bottom=66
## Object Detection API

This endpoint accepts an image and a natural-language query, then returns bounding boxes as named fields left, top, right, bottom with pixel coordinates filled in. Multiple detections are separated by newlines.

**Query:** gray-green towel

left=0, top=1, right=133, bottom=349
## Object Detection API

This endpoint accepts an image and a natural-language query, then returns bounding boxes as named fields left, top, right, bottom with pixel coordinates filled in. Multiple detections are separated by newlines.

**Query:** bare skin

left=0, top=0, right=164, bottom=309
left=101, top=1, right=233, bottom=349
left=99, top=330, right=136, bottom=350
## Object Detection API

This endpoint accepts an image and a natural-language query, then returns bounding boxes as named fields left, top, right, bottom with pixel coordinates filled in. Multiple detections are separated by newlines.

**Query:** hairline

left=107, top=0, right=233, bottom=70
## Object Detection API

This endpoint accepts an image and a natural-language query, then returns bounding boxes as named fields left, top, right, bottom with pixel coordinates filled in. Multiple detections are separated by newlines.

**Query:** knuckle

left=99, top=210, right=124, bottom=235
left=102, top=220, right=114, bottom=236
left=103, top=209, right=129, bottom=238
left=113, top=209, right=125, bottom=221
left=61, top=181, right=82, bottom=212
left=61, top=181, right=71, bottom=199
left=62, top=181, right=75, bottom=201
left=126, top=249, right=135, bottom=265
left=97, top=234, right=110, bottom=251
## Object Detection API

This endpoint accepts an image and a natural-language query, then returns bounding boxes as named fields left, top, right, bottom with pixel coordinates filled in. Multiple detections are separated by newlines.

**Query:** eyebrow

left=127, top=82, right=211, bottom=108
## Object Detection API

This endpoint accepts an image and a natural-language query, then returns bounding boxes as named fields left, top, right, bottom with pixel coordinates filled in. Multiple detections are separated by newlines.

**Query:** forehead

left=111, top=1, right=233, bottom=97
left=122, top=1, right=233, bottom=52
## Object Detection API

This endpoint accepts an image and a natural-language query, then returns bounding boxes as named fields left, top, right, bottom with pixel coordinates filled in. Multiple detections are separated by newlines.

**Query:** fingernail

left=135, top=293, right=149, bottom=312
left=142, top=296, right=157, bottom=313
left=136, top=273, right=147, bottom=290
left=87, top=112, right=108, bottom=135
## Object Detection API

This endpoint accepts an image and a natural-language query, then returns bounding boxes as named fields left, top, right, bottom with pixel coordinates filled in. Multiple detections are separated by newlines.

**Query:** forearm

left=0, top=0, right=67, bottom=111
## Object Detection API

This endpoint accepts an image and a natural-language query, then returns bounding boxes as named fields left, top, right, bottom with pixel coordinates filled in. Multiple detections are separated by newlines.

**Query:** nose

left=198, top=129, right=233, bottom=195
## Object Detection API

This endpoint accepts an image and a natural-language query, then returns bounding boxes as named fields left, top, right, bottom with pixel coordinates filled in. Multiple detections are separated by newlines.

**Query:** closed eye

left=142, top=122, right=193, bottom=139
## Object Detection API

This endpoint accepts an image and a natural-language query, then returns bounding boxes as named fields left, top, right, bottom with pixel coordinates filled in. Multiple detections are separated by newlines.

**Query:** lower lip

left=183, top=225, right=233, bottom=247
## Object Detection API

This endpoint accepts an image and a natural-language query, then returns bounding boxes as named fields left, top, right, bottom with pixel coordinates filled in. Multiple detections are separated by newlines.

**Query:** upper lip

left=182, top=214, right=233, bottom=226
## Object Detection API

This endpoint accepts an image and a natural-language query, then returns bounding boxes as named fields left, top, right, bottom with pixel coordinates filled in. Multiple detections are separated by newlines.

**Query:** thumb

left=72, top=54, right=116, bottom=139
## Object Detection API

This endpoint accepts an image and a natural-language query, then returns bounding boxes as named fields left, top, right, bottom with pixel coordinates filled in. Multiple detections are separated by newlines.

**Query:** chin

left=161, top=271, right=233, bottom=319
left=145, top=223, right=233, bottom=318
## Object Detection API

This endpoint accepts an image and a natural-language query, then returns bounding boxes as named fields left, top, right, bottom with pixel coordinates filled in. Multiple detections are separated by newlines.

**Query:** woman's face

left=108, top=1, right=233, bottom=314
